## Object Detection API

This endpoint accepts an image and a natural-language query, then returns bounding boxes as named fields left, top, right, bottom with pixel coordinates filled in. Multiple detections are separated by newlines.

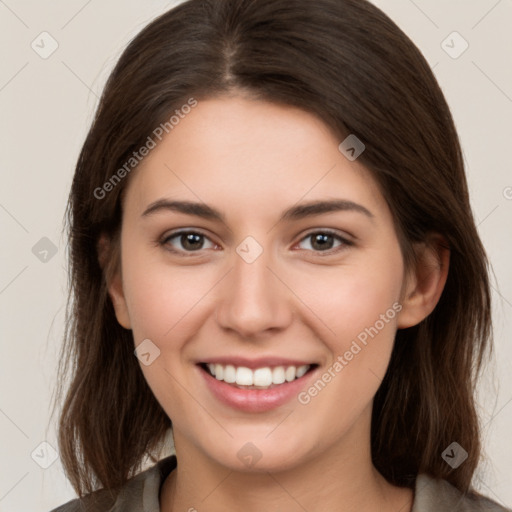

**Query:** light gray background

left=0, top=1, right=511, bottom=510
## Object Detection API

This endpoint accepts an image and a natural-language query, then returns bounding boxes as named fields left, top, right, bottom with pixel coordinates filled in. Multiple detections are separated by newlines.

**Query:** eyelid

left=159, top=228, right=218, bottom=255
left=298, top=227, right=354, bottom=243
left=293, top=228, right=354, bottom=254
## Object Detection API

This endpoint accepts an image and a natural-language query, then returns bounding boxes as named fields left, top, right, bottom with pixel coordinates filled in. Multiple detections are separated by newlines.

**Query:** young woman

left=50, top=0, right=511, bottom=511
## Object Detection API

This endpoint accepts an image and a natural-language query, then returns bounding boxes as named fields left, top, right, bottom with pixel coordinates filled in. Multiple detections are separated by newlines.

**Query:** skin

left=106, top=95, right=449, bottom=512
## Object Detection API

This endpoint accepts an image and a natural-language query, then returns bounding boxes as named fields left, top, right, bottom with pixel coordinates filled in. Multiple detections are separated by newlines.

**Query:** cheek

left=298, top=257, right=403, bottom=345
left=296, top=268, right=402, bottom=437
left=121, top=254, right=215, bottom=421
left=295, top=249, right=404, bottom=411
left=122, top=251, right=215, bottom=343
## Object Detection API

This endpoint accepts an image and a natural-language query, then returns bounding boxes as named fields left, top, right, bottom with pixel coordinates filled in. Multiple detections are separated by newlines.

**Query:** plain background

left=0, top=0, right=511, bottom=510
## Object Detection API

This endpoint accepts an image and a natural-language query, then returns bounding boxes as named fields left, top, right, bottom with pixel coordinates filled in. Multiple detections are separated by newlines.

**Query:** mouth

left=198, top=362, right=319, bottom=390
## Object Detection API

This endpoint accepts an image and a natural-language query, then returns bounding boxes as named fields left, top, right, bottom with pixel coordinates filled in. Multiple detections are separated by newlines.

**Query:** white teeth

left=272, top=366, right=286, bottom=384
left=223, top=364, right=236, bottom=383
left=236, top=367, right=253, bottom=385
left=204, top=363, right=312, bottom=387
left=296, top=365, right=309, bottom=378
left=253, top=368, right=273, bottom=387
left=285, top=366, right=296, bottom=382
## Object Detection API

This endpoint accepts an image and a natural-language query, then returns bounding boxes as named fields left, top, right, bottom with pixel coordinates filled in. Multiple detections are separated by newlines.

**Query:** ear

left=97, top=233, right=132, bottom=330
left=396, top=233, right=450, bottom=329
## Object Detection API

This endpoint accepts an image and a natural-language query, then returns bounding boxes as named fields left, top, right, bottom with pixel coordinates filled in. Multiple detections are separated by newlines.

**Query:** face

left=108, top=95, right=419, bottom=473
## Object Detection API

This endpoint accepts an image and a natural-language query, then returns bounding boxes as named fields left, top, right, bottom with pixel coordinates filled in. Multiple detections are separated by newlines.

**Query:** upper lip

left=198, top=357, right=317, bottom=369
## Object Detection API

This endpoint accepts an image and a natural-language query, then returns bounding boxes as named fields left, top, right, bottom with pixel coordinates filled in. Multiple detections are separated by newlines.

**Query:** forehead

left=123, top=96, right=389, bottom=224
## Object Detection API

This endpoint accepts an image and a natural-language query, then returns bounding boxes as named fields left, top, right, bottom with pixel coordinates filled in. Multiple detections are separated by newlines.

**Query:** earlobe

left=97, top=234, right=132, bottom=330
left=107, top=272, right=132, bottom=330
left=396, top=234, right=450, bottom=329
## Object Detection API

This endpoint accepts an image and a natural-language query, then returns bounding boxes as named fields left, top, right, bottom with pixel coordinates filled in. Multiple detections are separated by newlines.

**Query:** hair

left=52, top=0, right=493, bottom=501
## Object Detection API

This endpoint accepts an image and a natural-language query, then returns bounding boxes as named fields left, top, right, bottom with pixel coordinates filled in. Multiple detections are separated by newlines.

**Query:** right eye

left=160, top=230, right=218, bottom=255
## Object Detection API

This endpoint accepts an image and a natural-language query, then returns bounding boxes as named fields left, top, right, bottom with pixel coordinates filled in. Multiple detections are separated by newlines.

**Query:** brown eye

left=297, top=231, right=352, bottom=254
left=161, top=230, right=216, bottom=254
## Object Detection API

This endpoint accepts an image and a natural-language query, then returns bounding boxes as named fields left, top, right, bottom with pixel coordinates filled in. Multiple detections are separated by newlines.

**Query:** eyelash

left=158, top=229, right=354, bottom=257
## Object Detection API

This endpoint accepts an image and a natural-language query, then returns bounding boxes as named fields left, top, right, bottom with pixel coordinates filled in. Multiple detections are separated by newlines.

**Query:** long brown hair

left=51, top=0, right=493, bottom=499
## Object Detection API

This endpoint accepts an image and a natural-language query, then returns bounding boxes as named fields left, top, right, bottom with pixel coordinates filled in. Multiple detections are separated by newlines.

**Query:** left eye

left=296, top=231, right=350, bottom=253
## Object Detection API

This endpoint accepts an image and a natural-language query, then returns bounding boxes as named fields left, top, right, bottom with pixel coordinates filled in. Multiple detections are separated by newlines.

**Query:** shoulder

left=414, top=473, right=512, bottom=512
left=48, top=488, right=116, bottom=512
left=48, top=454, right=177, bottom=512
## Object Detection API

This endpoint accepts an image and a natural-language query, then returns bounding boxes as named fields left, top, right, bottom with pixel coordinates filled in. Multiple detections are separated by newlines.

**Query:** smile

left=197, top=360, right=319, bottom=413
left=201, top=362, right=315, bottom=389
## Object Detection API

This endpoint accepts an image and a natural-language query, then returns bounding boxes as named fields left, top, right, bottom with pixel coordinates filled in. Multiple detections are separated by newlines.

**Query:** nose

left=215, top=241, right=294, bottom=339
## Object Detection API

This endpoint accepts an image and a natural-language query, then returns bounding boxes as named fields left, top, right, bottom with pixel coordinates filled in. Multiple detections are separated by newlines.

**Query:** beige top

left=50, top=455, right=511, bottom=512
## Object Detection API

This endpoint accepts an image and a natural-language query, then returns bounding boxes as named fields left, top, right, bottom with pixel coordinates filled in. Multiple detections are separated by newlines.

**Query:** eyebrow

left=141, top=198, right=374, bottom=223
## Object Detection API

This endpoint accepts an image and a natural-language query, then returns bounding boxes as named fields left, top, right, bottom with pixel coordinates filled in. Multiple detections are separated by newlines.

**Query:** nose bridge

left=215, top=235, right=293, bottom=336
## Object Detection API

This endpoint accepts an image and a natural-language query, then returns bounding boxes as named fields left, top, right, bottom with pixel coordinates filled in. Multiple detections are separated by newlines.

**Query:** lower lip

left=198, top=364, right=318, bottom=413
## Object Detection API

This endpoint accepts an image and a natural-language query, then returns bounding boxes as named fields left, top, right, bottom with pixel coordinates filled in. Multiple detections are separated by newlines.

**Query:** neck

left=160, top=408, right=413, bottom=512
